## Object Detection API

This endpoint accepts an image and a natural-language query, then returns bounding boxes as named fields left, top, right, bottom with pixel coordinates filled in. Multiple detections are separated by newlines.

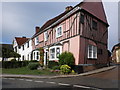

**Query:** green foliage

left=52, top=66, right=60, bottom=70
left=60, top=65, right=71, bottom=74
left=48, top=61, right=59, bottom=69
left=2, top=46, right=21, bottom=61
left=2, top=61, right=29, bottom=68
left=58, top=51, right=75, bottom=66
left=11, top=59, right=17, bottom=62
left=28, top=62, right=40, bottom=70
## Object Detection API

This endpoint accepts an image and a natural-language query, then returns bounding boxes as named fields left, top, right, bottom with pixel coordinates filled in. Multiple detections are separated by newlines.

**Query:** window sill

left=56, top=35, right=62, bottom=39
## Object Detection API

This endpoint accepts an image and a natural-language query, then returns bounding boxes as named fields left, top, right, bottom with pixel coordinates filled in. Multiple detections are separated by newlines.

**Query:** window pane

left=92, top=20, right=97, bottom=29
left=80, top=14, right=84, bottom=24
left=56, top=48, right=60, bottom=58
left=88, top=45, right=92, bottom=58
left=93, top=46, right=97, bottom=58
left=50, top=48, right=55, bottom=59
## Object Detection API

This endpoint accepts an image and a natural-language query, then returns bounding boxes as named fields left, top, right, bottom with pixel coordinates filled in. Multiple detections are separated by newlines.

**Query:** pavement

left=1, top=65, right=116, bottom=79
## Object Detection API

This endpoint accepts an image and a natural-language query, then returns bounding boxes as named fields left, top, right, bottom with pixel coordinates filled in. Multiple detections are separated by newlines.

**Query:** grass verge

left=2, top=67, right=59, bottom=75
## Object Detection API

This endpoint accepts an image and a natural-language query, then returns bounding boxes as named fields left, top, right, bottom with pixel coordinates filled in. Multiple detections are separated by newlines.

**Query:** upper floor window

left=22, top=45, right=24, bottom=50
left=15, top=46, right=17, bottom=52
left=56, top=25, right=62, bottom=38
left=35, top=36, right=39, bottom=45
left=92, top=20, right=97, bottom=30
left=80, top=14, right=84, bottom=24
left=44, top=31, right=48, bottom=41
left=88, top=45, right=97, bottom=59
left=27, top=41, right=29, bottom=48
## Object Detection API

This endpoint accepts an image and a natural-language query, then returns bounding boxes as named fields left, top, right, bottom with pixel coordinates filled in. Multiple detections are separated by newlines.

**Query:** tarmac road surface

left=2, top=65, right=120, bottom=90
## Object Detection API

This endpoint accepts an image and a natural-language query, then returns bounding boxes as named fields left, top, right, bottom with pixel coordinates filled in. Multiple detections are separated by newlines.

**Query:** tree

left=2, top=47, right=20, bottom=61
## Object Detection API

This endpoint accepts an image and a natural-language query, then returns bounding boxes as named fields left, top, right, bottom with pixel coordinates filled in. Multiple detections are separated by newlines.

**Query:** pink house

left=31, top=0, right=109, bottom=66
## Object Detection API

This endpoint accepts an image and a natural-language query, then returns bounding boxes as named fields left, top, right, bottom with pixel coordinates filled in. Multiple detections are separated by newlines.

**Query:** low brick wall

left=72, top=64, right=108, bottom=74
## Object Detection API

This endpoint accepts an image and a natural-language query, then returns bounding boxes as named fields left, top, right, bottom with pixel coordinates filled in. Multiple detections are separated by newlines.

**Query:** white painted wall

left=13, top=39, right=33, bottom=61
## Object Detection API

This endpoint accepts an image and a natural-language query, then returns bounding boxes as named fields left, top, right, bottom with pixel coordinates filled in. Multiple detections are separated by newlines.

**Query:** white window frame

left=44, top=31, right=48, bottom=41
left=56, top=25, right=62, bottom=38
left=88, top=45, right=97, bottom=59
left=49, top=46, right=62, bottom=61
left=35, top=36, right=39, bottom=45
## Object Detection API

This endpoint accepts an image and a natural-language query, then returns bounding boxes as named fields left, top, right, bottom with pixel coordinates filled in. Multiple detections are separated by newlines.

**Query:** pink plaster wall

left=69, top=36, right=80, bottom=65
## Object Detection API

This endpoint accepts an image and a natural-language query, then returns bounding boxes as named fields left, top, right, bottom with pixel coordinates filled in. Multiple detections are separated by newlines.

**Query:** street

left=2, top=65, right=120, bottom=90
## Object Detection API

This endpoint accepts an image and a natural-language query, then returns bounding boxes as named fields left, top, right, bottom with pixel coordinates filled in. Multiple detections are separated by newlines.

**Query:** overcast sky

left=1, top=0, right=119, bottom=51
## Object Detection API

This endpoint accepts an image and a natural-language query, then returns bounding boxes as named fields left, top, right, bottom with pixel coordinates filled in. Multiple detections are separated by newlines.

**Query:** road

left=2, top=65, right=120, bottom=90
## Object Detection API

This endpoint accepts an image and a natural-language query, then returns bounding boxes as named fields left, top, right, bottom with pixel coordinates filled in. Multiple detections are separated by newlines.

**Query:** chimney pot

left=65, top=6, right=73, bottom=11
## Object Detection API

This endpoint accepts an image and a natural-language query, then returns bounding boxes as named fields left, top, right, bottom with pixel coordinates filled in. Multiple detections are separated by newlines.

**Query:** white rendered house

left=13, top=37, right=33, bottom=61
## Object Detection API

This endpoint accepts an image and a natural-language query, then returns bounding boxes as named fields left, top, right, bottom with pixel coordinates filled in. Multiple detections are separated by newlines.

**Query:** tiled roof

left=33, top=0, right=108, bottom=37
left=79, top=0, right=108, bottom=24
left=15, top=37, right=29, bottom=46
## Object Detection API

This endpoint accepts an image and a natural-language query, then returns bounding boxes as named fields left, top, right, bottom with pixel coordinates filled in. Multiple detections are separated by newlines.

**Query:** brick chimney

left=35, top=26, right=40, bottom=34
left=65, top=6, right=73, bottom=11
left=22, top=36, right=26, bottom=38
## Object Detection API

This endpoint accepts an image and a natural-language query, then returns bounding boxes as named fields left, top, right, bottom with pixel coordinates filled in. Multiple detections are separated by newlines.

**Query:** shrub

left=48, top=61, right=59, bottom=69
left=60, top=65, right=71, bottom=74
left=52, top=66, right=60, bottom=70
left=2, top=61, right=29, bottom=68
left=28, top=62, right=40, bottom=70
left=11, top=59, right=16, bottom=62
left=58, top=51, right=75, bottom=66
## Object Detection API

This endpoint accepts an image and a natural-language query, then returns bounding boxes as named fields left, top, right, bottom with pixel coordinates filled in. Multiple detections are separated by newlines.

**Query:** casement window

left=15, top=46, right=17, bottom=52
left=98, top=49, right=103, bottom=55
left=34, top=52, right=35, bottom=60
left=27, top=41, right=29, bottom=48
left=35, top=36, right=39, bottom=45
left=50, top=48, right=55, bottom=59
left=49, top=46, right=62, bottom=60
left=56, top=47, right=60, bottom=58
left=56, top=25, right=62, bottom=38
left=22, top=55, right=24, bottom=60
left=92, top=20, right=97, bottom=30
left=22, top=45, right=24, bottom=50
left=18, top=46, right=21, bottom=49
left=28, top=54, right=29, bottom=60
left=88, top=45, right=97, bottom=59
left=36, top=52, right=39, bottom=60
left=44, top=31, right=48, bottom=41
left=80, top=14, right=84, bottom=24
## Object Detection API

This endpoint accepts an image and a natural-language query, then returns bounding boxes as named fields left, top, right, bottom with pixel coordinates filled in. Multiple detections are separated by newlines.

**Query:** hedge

left=48, top=61, right=59, bottom=69
left=2, top=60, right=39, bottom=68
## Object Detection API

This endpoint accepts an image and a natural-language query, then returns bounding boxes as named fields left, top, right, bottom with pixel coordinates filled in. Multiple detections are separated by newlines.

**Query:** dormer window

left=56, top=25, right=62, bottom=38
left=44, top=31, right=48, bottom=41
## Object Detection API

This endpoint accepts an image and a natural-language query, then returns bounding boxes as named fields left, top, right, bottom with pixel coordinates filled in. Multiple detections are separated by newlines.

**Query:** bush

left=52, top=66, right=60, bottom=70
left=58, top=51, right=75, bottom=66
left=28, top=62, right=40, bottom=70
left=60, top=65, right=71, bottom=74
left=11, top=59, right=17, bottom=62
left=48, top=61, right=59, bottom=69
